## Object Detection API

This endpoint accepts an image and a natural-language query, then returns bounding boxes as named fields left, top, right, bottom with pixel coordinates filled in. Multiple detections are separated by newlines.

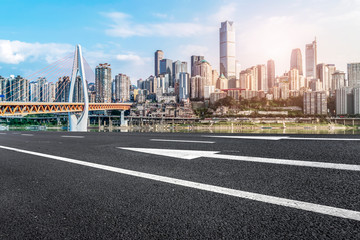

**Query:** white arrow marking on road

left=119, top=147, right=360, bottom=172
left=203, top=135, right=360, bottom=141
left=150, top=139, right=215, bottom=144
left=0, top=144, right=360, bottom=221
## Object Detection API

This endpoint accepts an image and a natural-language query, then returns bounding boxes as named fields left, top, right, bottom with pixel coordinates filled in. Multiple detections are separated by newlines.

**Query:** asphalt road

left=1, top=131, right=360, bottom=239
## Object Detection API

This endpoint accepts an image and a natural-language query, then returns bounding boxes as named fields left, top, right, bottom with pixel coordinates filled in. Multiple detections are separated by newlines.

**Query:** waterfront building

left=303, top=91, right=327, bottom=115
left=336, top=87, right=354, bottom=115
left=348, top=63, right=360, bottom=88
left=305, top=38, right=317, bottom=79
left=95, top=63, right=112, bottom=103
left=220, top=21, right=236, bottom=86
left=354, top=88, right=360, bottom=114
left=290, top=48, right=303, bottom=76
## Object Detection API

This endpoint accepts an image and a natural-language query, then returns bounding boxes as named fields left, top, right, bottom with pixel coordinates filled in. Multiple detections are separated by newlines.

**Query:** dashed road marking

left=21, top=134, right=34, bottom=136
left=150, top=139, right=214, bottom=144
left=61, top=135, right=84, bottom=138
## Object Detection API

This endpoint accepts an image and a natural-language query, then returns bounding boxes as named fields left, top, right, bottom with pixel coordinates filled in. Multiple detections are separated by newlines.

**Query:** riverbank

left=2, top=122, right=360, bottom=134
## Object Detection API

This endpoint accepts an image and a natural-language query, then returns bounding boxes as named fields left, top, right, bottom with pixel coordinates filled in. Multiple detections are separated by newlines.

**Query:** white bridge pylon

left=68, top=45, right=89, bottom=132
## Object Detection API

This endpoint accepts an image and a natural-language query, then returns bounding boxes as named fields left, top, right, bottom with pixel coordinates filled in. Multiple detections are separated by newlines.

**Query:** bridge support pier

left=68, top=44, right=89, bottom=132
left=120, top=111, right=126, bottom=126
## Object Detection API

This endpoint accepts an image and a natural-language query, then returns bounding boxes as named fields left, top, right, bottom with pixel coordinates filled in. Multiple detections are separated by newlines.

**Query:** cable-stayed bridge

left=0, top=45, right=132, bottom=131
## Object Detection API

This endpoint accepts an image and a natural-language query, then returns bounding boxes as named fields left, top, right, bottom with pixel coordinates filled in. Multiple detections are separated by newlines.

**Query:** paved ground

left=1, top=131, right=360, bottom=239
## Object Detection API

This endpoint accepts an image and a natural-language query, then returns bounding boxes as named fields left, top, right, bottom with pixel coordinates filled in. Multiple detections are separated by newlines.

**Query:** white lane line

left=203, top=135, right=360, bottom=141
left=288, top=137, right=360, bottom=141
left=0, top=144, right=359, bottom=221
left=150, top=139, right=215, bottom=144
left=0, top=133, right=6, bottom=135
left=61, top=135, right=84, bottom=138
left=21, top=134, right=34, bottom=136
left=120, top=148, right=360, bottom=172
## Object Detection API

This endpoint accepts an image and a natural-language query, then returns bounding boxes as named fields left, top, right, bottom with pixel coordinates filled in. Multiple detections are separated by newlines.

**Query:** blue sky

left=1, top=0, right=359, bottom=83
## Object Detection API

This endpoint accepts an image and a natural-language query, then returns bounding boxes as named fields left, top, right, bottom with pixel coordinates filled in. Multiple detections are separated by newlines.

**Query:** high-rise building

left=289, top=68, right=300, bottom=91
left=160, top=59, right=173, bottom=87
left=172, top=61, right=188, bottom=82
left=55, top=76, right=71, bottom=102
left=336, top=87, right=354, bottom=115
left=154, top=50, right=164, bottom=77
left=190, top=76, right=205, bottom=99
left=191, top=55, right=204, bottom=77
left=114, top=73, right=131, bottom=102
left=290, top=48, right=303, bottom=75
left=217, top=74, right=228, bottom=90
left=332, top=71, right=346, bottom=90
left=267, top=60, right=275, bottom=90
left=179, top=72, right=190, bottom=102
left=347, top=63, right=360, bottom=88
left=305, top=38, right=317, bottom=78
left=212, top=70, right=219, bottom=87
left=193, top=59, right=213, bottom=87
left=326, top=64, right=336, bottom=91
left=95, top=63, right=112, bottom=103
left=353, top=88, right=360, bottom=114
left=72, top=76, right=86, bottom=103
left=257, top=64, right=267, bottom=91
left=220, top=21, right=236, bottom=83
left=0, top=76, right=8, bottom=101
left=9, top=75, right=29, bottom=102
left=316, top=63, right=329, bottom=92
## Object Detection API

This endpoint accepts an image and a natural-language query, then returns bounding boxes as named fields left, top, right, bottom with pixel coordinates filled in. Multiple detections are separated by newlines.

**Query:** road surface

left=1, top=131, right=360, bottom=239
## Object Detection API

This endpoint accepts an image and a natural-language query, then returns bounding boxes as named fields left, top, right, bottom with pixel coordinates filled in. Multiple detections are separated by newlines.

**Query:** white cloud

left=152, top=13, right=170, bottom=19
left=102, top=12, right=215, bottom=38
left=0, top=39, right=73, bottom=64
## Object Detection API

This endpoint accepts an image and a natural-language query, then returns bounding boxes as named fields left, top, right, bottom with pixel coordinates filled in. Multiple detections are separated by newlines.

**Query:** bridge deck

left=0, top=102, right=132, bottom=116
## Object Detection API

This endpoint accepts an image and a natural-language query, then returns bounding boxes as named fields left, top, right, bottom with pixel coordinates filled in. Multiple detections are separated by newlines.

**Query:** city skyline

left=0, top=0, right=359, bottom=83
